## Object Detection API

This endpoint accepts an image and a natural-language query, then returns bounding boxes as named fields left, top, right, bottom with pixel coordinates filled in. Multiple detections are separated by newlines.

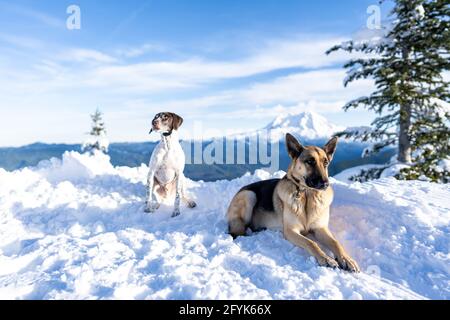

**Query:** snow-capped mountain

left=234, top=111, right=345, bottom=141
left=264, top=111, right=345, bottom=140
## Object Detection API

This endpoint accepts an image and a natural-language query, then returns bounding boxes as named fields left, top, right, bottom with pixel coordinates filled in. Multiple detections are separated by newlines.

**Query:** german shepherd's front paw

left=336, top=255, right=360, bottom=273
left=317, top=256, right=339, bottom=269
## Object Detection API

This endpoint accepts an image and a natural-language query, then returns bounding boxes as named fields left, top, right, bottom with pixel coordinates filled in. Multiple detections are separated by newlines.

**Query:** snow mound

left=334, top=163, right=410, bottom=182
left=36, top=151, right=115, bottom=184
left=0, top=152, right=448, bottom=300
left=333, top=164, right=385, bottom=182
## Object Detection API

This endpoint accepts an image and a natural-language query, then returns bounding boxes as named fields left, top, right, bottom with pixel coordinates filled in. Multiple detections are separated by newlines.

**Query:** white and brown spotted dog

left=227, top=133, right=360, bottom=272
left=145, top=112, right=196, bottom=217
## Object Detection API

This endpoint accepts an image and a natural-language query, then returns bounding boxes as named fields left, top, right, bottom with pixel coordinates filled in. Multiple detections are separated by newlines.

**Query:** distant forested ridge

left=0, top=140, right=395, bottom=181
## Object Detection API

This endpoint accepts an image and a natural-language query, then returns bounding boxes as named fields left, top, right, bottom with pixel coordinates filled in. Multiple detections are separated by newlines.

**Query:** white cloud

left=81, top=36, right=353, bottom=93
left=0, top=35, right=355, bottom=95
left=59, top=49, right=118, bottom=64
left=0, top=2, right=63, bottom=28
left=0, top=33, right=374, bottom=145
left=130, top=69, right=373, bottom=117
left=115, top=44, right=166, bottom=58
left=239, top=69, right=373, bottom=106
left=0, top=33, right=44, bottom=49
left=189, top=102, right=346, bottom=121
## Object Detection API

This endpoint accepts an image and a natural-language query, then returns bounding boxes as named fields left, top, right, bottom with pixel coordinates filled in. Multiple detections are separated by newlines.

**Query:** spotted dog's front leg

left=172, top=173, right=181, bottom=217
left=180, top=173, right=197, bottom=209
left=145, top=171, right=160, bottom=213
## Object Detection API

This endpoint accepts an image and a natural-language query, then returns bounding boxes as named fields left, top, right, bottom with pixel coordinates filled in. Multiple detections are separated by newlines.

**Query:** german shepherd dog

left=227, top=133, right=360, bottom=272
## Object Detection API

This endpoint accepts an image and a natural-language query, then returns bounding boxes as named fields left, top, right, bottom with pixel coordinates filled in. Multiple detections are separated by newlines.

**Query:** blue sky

left=0, top=0, right=388, bottom=146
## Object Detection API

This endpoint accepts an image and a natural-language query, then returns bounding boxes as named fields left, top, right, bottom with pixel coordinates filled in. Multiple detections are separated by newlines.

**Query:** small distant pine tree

left=327, top=0, right=450, bottom=183
left=82, top=108, right=109, bottom=154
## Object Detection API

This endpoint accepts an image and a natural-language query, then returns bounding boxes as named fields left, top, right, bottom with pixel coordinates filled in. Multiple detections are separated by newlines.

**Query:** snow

left=0, top=152, right=449, bottom=300
left=438, top=159, right=450, bottom=172
left=431, top=98, right=450, bottom=118
left=333, top=162, right=415, bottom=182
left=414, top=5, right=425, bottom=20
left=264, top=111, right=345, bottom=140
left=380, top=164, right=410, bottom=178
left=333, top=164, right=385, bottom=182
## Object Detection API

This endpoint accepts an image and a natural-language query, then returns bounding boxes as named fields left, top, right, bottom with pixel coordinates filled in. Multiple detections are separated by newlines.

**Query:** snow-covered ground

left=0, top=152, right=448, bottom=300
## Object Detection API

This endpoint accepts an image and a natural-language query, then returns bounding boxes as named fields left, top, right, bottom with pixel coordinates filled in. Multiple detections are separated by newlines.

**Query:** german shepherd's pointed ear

left=286, top=133, right=304, bottom=159
left=170, top=113, right=184, bottom=130
left=324, top=136, right=338, bottom=161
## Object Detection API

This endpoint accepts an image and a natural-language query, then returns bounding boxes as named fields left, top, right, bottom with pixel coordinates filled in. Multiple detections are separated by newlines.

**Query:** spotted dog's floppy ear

left=286, top=133, right=304, bottom=159
left=323, top=136, right=338, bottom=161
left=171, top=113, right=184, bottom=131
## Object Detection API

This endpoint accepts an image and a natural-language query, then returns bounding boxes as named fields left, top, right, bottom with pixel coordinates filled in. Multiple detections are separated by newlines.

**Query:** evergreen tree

left=327, top=0, right=449, bottom=182
left=82, top=108, right=109, bottom=154
left=398, top=108, right=449, bottom=182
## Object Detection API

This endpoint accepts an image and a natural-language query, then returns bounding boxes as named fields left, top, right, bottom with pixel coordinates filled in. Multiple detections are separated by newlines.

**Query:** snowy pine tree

left=397, top=106, right=449, bottom=182
left=327, top=0, right=449, bottom=183
left=82, top=108, right=109, bottom=154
